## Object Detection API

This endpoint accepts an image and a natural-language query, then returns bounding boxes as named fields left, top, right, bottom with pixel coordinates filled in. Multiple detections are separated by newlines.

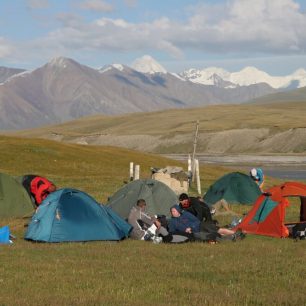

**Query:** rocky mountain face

left=0, top=67, right=26, bottom=83
left=0, top=56, right=287, bottom=130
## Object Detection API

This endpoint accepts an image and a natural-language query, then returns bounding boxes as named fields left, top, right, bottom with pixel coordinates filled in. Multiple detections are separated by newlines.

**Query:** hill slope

left=10, top=101, right=306, bottom=154
left=247, top=86, right=306, bottom=104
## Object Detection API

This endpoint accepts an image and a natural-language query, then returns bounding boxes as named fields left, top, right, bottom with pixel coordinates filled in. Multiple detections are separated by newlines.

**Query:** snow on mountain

left=229, top=67, right=292, bottom=88
left=48, top=57, right=72, bottom=68
left=97, top=55, right=305, bottom=89
left=0, top=70, right=30, bottom=86
left=131, top=55, right=167, bottom=74
left=181, top=66, right=306, bottom=89
left=99, top=63, right=125, bottom=73
left=291, top=69, right=306, bottom=88
left=180, top=67, right=231, bottom=86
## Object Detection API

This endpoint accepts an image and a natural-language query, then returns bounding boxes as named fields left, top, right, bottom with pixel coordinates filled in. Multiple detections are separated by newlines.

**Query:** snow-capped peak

left=292, top=68, right=306, bottom=77
left=98, top=63, right=125, bottom=74
left=229, top=66, right=271, bottom=86
left=181, top=65, right=306, bottom=89
left=131, top=55, right=167, bottom=74
left=48, top=57, right=74, bottom=68
left=180, top=67, right=231, bottom=86
left=112, top=63, right=124, bottom=71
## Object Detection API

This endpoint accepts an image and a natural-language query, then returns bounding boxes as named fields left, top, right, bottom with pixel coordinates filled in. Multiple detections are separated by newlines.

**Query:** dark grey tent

left=0, top=173, right=33, bottom=218
left=107, top=179, right=178, bottom=219
left=203, top=172, right=261, bottom=207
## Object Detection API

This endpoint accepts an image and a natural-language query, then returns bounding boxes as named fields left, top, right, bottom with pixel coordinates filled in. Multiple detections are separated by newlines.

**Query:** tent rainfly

left=235, top=182, right=306, bottom=238
left=203, top=172, right=262, bottom=206
left=107, top=179, right=178, bottom=219
left=25, top=188, right=132, bottom=242
left=0, top=172, right=33, bottom=219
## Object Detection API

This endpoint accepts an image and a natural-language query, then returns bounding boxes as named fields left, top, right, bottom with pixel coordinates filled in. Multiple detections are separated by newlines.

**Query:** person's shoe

left=232, top=230, right=246, bottom=242
left=152, top=236, right=163, bottom=244
left=207, top=240, right=218, bottom=245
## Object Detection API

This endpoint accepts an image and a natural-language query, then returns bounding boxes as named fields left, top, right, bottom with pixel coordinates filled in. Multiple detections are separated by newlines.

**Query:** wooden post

left=134, top=165, right=140, bottom=180
left=129, top=162, right=134, bottom=181
left=195, top=159, right=201, bottom=195
left=188, top=154, right=192, bottom=186
left=192, top=120, right=199, bottom=182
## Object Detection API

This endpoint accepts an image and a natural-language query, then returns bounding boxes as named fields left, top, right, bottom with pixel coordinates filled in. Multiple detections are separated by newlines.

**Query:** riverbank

left=163, top=154, right=306, bottom=180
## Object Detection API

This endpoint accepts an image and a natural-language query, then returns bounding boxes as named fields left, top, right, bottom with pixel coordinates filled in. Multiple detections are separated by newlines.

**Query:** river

left=162, top=154, right=306, bottom=181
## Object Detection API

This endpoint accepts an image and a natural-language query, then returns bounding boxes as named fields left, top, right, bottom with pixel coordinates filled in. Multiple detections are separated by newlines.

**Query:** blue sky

left=0, top=0, right=306, bottom=75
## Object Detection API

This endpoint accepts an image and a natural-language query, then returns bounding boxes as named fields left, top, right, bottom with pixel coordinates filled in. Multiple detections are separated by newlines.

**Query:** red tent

left=235, top=182, right=306, bottom=238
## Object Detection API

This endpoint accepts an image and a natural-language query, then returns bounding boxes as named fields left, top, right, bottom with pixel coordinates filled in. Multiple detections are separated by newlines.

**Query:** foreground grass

left=0, top=135, right=305, bottom=305
left=1, top=232, right=305, bottom=306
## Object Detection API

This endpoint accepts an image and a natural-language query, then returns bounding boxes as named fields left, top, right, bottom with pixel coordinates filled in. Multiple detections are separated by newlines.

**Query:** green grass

left=0, top=135, right=305, bottom=306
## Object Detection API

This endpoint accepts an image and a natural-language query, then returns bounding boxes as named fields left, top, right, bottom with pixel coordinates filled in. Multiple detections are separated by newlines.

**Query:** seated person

left=128, top=199, right=188, bottom=244
left=169, top=205, right=244, bottom=242
left=178, top=193, right=213, bottom=222
left=22, top=174, right=57, bottom=208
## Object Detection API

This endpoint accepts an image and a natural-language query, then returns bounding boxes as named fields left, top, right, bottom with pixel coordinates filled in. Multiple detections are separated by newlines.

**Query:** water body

left=163, top=154, right=306, bottom=181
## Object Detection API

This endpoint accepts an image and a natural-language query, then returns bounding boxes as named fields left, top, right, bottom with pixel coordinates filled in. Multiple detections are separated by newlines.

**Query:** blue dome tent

left=25, top=188, right=131, bottom=242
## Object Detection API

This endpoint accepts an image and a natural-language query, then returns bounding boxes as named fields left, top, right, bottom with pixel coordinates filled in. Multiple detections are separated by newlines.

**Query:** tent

left=107, top=179, right=178, bottom=219
left=235, top=182, right=306, bottom=238
left=203, top=172, right=262, bottom=207
left=0, top=172, right=34, bottom=218
left=25, top=188, right=132, bottom=242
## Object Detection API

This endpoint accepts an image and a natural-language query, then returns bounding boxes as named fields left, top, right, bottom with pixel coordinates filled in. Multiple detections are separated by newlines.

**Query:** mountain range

left=0, top=55, right=305, bottom=130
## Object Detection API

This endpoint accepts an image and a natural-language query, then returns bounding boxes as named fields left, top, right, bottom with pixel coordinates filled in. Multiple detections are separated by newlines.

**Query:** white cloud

left=79, top=0, right=114, bottom=13
left=0, top=38, right=14, bottom=58
left=12, top=0, right=306, bottom=63
left=182, top=0, right=306, bottom=54
left=26, top=0, right=49, bottom=9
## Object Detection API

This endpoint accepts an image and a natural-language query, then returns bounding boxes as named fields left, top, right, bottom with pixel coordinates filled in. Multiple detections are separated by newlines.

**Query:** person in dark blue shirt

left=169, top=205, right=245, bottom=242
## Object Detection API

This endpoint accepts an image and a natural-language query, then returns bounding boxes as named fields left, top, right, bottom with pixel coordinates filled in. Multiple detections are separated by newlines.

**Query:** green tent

left=0, top=173, right=34, bottom=218
left=203, top=172, right=261, bottom=207
left=107, top=179, right=178, bottom=219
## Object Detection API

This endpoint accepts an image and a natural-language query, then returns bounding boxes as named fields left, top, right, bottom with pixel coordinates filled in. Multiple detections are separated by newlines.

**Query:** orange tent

left=235, top=182, right=306, bottom=238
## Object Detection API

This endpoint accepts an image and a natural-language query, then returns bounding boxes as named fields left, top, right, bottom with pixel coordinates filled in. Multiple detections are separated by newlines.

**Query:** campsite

left=0, top=134, right=305, bottom=305
left=1, top=1, right=306, bottom=303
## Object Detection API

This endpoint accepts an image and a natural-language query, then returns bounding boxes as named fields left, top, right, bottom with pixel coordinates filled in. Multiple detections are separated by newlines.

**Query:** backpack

left=22, top=175, right=55, bottom=206
left=292, top=223, right=306, bottom=240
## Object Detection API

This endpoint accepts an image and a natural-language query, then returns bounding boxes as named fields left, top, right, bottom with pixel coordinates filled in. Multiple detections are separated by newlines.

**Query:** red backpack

left=30, top=176, right=55, bottom=205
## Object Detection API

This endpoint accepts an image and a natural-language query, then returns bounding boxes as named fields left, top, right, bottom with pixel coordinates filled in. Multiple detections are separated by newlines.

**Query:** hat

left=179, top=193, right=189, bottom=201
left=170, top=204, right=182, bottom=214
left=250, top=168, right=257, bottom=178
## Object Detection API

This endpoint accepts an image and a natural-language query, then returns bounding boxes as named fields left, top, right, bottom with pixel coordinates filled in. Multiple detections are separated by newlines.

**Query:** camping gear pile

left=151, top=166, right=189, bottom=195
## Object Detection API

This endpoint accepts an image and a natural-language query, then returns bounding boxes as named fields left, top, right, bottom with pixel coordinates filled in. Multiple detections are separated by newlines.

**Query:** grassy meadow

left=0, top=135, right=305, bottom=306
